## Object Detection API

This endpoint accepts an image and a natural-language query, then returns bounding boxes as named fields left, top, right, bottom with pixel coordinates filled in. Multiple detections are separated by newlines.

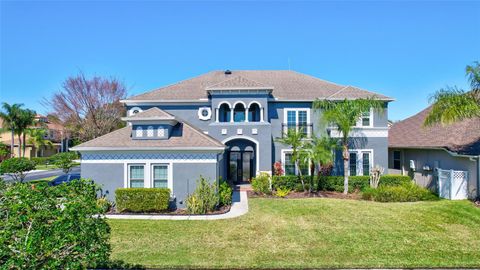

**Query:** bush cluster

left=218, top=181, right=233, bottom=207
left=362, top=182, right=438, bottom=202
left=115, top=188, right=170, bottom=213
left=186, top=177, right=218, bottom=214
left=0, top=179, right=111, bottom=269
left=272, top=175, right=412, bottom=193
left=251, top=172, right=271, bottom=194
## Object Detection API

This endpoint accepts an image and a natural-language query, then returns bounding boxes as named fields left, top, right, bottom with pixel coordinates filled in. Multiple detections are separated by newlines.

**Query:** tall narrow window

left=219, top=104, right=230, bottom=122
left=147, top=126, right=154, bottom=137
left=153, top=165, right=168, bottom=188
left=287, top=111, right=296, bottom=131
left=284, top=153, right=296, bottom=175
left=393, top=150, right=401, bottom=170
left=284, top=109, right=310, bottom=136
left=129, top=165, right=144, bottom=188
left=349, top=153, right=357, bottom=176
left=233, top=103, right=246, bottom=122
left=248, top=103, right=261, bottom=122
left=298, top=110, right=308, bottom=136
left=362, top=152, right=370, bottom=176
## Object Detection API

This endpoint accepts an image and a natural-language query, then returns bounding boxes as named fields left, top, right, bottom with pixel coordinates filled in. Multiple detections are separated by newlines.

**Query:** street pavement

left=1, top=166, right=80, bottom=182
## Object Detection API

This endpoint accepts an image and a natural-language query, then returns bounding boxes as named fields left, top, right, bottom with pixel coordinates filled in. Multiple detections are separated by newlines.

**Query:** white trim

left=151, top=163, right=173, bottom=192
left=329, top=127, right=388, bottom=138
left=128, top=107, right=143, bottom=116
left=247, top=101, right=263, bottom=122
left=232, top=100, right=247, bottom=109
left=283, top=108, right=311, bottom=125
left=356, top=108, right=374, bottom=128
left=127, top=163, right=146, bottom=188
left=217, top=101, right=232, bottom=109
left=82, top=159, right=218, bottom=164
left=247, top=101, right=262, bottom=109
left=71, top=146, right=225, bottom=151
left=197, top=107, right=212, bottom=121
left=222, top=136, right=260, bottom=176
left=348, top=149, right=374, bottom=176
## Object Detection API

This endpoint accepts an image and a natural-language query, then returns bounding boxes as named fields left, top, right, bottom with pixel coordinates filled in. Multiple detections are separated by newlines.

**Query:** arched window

left=135, top=126, right=143, bottom=137
left=147, top=126, right=154, bottom=137
left=248, top=103, right=261, bottom=122
left=233, top=103, right=246, bottom=122
left=218, top=103, right=231, bottom=122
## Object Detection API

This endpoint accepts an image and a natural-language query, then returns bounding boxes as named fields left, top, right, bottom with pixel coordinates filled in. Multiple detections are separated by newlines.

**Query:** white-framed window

left=135, top=126, right=143, bottom=137
left=147, top=126, right=154, bottom=137
left=284, top=108, right=311, bottom=136
left=281, top=150, right=309, bottom=176
left=393, top=150, right=401, bottom=170
left=348, top=150, right=373, bottom=176
left=152, top=164, right=169, bottom=188
left=128, top=164, right=145, bottom=188
left=356, top=108, right=373, bottom=127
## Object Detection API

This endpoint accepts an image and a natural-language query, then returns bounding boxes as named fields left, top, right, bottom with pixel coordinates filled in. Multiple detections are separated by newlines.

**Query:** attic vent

left=224, top=70, right=232, bottom=75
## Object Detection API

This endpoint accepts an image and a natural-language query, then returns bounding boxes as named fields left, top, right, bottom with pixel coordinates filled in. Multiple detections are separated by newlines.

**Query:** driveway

left=1, top=166, right=81, bottom=182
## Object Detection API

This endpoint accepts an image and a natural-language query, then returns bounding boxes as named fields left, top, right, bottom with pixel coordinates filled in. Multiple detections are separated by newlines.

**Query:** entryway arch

left=222, top=136, right=259, bottom=183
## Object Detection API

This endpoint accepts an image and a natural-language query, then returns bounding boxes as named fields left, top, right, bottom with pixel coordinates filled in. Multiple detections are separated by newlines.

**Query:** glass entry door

left=229, top=151, right=254, bottom=183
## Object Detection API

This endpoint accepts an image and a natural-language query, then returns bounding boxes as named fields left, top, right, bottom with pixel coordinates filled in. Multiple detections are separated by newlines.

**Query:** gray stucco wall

left=172, top=162, right=218, bottom=208
left=388, top=148, right=479, bottom=198
left=81, top=163, right=124, bottom=201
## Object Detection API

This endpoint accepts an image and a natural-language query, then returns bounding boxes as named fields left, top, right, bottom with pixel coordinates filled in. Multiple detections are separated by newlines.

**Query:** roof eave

left=70, top=146, right=226, bottom=152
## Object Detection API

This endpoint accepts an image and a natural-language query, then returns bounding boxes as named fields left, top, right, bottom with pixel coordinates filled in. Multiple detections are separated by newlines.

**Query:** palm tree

left=16, top=109, right=36, bottom=157
left=313, top=98, right=384, bottom=194
left=0, top=103, right=23, bottom=157
left=27, top=128, right=53, bottom=157
left=425, top=61, right=480, bottom=126
left=276, top=128, right=307, bottom=190
left=300, top=136, right=338, bottom=192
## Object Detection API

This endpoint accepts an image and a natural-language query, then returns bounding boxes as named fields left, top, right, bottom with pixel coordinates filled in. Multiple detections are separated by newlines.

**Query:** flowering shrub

left=273, top=161, right=284, bottom=176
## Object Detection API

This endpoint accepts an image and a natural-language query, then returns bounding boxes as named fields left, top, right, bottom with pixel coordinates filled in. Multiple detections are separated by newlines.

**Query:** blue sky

left=1, top=1, right=479, bottom=121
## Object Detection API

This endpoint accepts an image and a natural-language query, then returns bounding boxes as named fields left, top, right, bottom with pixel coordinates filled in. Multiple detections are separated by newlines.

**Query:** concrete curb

left=105, top=191, right=248, bottom=220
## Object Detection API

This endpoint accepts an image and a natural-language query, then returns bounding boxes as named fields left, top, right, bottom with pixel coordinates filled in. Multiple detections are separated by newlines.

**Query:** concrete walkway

left=105, top=190, right=248, bottom=220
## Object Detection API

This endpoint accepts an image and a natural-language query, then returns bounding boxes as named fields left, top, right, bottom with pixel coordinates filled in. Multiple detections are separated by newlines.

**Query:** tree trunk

left=309, top=161, right=315, bottom=193
left=22, top=132, right=26, bottom=157
left=343, top=144, right=349, bottom=195
left=317, top=162, right=322, bottom=190
left=10, top=129, right=14, bottom=157
left=17, top=134, right=22, bottom=158
left=296, top=160, right=305, bottom=190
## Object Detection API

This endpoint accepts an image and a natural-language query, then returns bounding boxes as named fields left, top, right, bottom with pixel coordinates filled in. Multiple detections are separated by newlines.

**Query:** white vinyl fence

left=437, top=169, right=468, bottom=200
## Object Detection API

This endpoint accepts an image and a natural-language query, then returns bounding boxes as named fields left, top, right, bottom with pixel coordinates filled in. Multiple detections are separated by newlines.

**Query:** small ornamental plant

left=0, top=157, right=36, bottom=182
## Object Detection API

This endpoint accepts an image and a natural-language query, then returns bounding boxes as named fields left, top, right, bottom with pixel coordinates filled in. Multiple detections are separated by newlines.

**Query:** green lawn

left=109, top=198, right=480, bottom=269
left=35, top=164, right=59, bottom=170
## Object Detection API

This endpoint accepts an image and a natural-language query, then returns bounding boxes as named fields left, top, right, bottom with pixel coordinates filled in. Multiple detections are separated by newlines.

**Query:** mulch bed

left=106, top=205, right=231, bottom=216
left=247, top=190, right=361, bottom=200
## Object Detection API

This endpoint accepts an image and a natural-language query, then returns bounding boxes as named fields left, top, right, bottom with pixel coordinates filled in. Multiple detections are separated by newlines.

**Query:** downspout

left=477, top=156, right=480, bottom=199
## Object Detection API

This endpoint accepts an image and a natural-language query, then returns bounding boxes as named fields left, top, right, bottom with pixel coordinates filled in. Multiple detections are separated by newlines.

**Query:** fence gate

left=437, top=169, right=468, bottom=200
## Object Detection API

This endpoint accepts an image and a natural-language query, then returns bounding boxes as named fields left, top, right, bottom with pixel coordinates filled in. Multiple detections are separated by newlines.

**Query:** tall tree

left=27, top=128, right=53, bottom=157
left=0, top=103, right=22, bottom=157
left=313, top=98, right=384, bottom=194
left=276, top=128, right=307, bottom=190
left=15, top=109, right=36, bottom=157
left=425, top=61, right=480, bottom=126
left=300, top=136, right=338, bottom=192
left=43, top=72, right=127, bottom=142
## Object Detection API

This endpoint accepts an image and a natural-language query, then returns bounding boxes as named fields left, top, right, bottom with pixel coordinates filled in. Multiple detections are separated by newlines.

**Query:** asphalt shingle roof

left=389, top=107, right=480, bottom=156
left=127, top=70, right=393, bottom=101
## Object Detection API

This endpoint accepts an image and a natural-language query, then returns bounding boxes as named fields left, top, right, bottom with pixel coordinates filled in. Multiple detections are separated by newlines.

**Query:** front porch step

left=235, top=184, right=253, bottom=191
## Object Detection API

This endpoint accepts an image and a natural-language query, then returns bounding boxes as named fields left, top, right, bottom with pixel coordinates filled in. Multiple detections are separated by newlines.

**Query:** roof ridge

left=326, top=85, right=349, bottom=99
left=206, top=75, right=268, bottom=89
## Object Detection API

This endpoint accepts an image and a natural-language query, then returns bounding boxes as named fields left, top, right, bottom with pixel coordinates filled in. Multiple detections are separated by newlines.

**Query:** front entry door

left=229, top=151, right=253, bottom=183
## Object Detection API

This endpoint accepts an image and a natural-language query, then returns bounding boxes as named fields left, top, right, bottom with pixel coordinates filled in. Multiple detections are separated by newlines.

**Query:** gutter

left=70, top=146, right=226, bottom=152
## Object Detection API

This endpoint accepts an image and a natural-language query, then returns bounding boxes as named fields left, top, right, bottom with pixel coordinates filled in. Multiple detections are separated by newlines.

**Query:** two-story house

left=71, top=70, right=393, bottom=208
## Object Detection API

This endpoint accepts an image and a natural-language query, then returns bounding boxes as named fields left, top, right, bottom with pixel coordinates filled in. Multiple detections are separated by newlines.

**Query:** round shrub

left=251, top=173, right=271, bottom=194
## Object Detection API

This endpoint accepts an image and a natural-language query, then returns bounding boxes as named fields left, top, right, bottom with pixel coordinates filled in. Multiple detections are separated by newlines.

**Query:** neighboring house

left=388, top=107, right=480, bottom=199
left=0, top=114, right=68, bottom=158
left=71, top=70, right=393, bottom=208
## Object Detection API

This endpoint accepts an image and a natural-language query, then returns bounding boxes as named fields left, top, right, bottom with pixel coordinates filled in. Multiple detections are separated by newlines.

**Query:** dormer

left=121, top=107, right=178, bottom=140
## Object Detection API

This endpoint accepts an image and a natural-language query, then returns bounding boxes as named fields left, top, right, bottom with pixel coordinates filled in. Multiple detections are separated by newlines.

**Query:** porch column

left=260, top=108, right=264, bottom=122
left=245, top=107, right=249, bottom=122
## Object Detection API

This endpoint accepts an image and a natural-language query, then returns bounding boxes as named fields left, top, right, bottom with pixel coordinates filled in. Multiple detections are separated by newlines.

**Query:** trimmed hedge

left=115, top=188, right=170, bottom=213
left=272, top=175, right=412, bottom=193
left=362, top=182, right=438, bottom=202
